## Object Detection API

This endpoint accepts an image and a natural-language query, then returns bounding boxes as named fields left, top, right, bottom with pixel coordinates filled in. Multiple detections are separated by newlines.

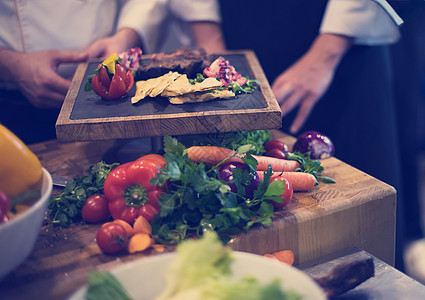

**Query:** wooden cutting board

left=0, top=131, right=396, bottom=300
left=56, top=50, right=282, bottom=142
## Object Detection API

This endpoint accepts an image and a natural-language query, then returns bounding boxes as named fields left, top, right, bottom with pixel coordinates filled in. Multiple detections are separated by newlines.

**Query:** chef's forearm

left=0, top=47, right=22, bottom=83
left=307, top=34, right=354, bottom=71
left=191, top=21, right=226, bottom=54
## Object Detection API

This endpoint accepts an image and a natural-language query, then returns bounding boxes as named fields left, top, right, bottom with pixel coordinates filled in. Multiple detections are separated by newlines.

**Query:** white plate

left=70, top=251, right=326, bottom=300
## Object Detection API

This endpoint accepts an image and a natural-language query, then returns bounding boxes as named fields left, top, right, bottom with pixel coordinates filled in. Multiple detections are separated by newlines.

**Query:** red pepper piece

left=103, top=155, right=166, bottom=225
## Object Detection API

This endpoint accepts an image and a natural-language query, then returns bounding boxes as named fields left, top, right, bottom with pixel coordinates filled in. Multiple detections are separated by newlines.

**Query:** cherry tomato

left=124, top=70, right=134, bottom=93
left=107, top=74, right=126, bottom=99
left=269, top=176, right=293, bottom=209
left=264, top=140, right=289, bottom=152
left=91, top=63, right=134, bottom=99
left=98, top=65, right=111, bottom=88
left=82, top=194, right=110, bottom=223
left=96, top=222, right=129, bottom=254
left=264, top=148, right=287, bottom=159
left=115, top=63, right=128, bottom=83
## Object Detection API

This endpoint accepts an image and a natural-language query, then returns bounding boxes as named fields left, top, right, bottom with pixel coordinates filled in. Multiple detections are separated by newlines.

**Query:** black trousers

left=0, top=90, right=59, bottom=144
left=220, top=0, right=405, bottom=270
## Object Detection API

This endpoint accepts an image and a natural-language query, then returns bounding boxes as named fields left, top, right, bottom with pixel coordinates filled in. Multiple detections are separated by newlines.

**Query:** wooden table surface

left=0, top=131, right=398, bottom=299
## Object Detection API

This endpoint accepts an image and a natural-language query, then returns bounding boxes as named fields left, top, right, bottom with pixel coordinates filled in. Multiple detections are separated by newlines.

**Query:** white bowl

left=71, top=251, right=326, bottom=300
left=0, top=168, right=52, bottom=279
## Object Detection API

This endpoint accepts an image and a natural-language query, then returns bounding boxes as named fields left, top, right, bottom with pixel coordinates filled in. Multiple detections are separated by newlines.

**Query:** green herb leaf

left=286, top=151, right=335, bottom=184
left=48, top=161, right=119, bottom=227
left=151, top=136, right=276, bottom=245
left=86, top=271, right=132, bottom=300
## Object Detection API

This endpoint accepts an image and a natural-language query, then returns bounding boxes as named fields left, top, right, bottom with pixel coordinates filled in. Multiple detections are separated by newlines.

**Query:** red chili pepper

left=103, top=154, right=166, bottom=225
left=91, top=63, right=134, bottom=100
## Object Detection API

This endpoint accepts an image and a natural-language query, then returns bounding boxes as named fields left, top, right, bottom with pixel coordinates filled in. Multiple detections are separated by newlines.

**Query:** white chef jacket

left=118, top=0, right=221, bottom=53
left=320, top=0, right=402, bottom=44
left=0, top=0, right=400, bottom=55
left=0, top=0, right=221, bottom=54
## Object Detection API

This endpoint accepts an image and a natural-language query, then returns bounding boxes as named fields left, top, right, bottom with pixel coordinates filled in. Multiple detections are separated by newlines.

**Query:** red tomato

left=96, top=222, right=129, bottom=254
left=264, top=148, right=287, bottom=159
left=91, top=63, right=134, bottom=100
left=91, top=75, right=108, bottom=98
left=98, top=66, right=111, bottom=88
left=269, top=176, right=293, bottom=209
left=82, top=194, right=110, bottom=223
left=107, top=74, right=126, bottom=99
left=264, top=140, right=289, bottom=152
left=115, top=63, right=128, bottom=83
left=124, top=71, right=134, bottom=93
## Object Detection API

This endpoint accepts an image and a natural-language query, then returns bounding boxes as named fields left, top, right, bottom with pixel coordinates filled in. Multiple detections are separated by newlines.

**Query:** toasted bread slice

left=168, top=89, right=235, bottom=104
left=161, top=76, right=223, bottom=97
left=131, top=71, right=180, bottom=104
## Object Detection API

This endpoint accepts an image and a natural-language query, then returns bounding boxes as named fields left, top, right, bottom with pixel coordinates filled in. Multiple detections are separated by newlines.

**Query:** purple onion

left=293, top=131, right=335, bottom=159
left=218, top=161, right=259, bottom=199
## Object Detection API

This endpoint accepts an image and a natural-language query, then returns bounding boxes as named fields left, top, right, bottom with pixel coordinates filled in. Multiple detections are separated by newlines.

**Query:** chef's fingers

left=83, top=40, right=110, bottom=59
left=21, top=87, right=65, bottom=109
left=51, top=50, right=88, bottom=65
left=279, top=88, right=306, bottom=117
left=289, top=94, right=317, bottom=134
left=44, top=73, right=73, bottom=95
left=272, top=80, right=294, bottom=106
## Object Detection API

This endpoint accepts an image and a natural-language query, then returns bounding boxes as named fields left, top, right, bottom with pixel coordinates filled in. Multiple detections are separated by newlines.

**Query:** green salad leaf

left=155, top=231, right=301, bottom=300
left=86, top=271, right=132, bottom=300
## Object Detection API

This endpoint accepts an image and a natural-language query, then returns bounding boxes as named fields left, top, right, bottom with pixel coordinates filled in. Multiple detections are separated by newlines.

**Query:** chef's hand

left=272, top=34, right=353, bottom=134
left=83, top=28, right=142, bottom=59
left=191, top=22, right=226, bottom=54
left=0, top=48, right=87, bottom=108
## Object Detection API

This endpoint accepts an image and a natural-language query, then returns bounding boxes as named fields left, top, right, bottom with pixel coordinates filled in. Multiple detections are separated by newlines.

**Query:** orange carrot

left=271, top=250, right=295, bottom=265
left=187, top=146, right=300, bottom=172
left=257, top=171, right=316, bottom=191
left=113, top=219, right=136, bottom=237
left=152, top=244, right=165, bottom=253
left=128, top=233, right=153, bottom=253
left=264, top=254, right=279, bottom=260
left=133, top=215, right=152, bottom=235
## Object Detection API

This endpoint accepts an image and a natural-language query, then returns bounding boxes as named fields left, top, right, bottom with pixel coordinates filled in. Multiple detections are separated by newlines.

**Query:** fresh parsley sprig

left=286, top=152, right=335, bottom=184
left=48, top=161, right=119, bottom=227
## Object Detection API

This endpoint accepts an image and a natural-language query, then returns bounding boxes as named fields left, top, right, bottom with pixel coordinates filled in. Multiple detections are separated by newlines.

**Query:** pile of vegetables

left=0, top=124, right=43, bottom=224
left=48, top=130, right=335, bottom=254
left=149, top=136, right=290, bottom=245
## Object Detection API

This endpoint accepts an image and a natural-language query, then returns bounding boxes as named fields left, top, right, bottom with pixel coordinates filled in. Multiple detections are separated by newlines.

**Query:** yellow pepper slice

left=0, top=124, right=43, bottom=198
left=102, top=53, right=119, bottom=74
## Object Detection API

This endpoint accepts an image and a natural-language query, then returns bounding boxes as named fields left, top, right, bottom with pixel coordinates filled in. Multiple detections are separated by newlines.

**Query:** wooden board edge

left=56, top=110, right=282, bottom=142
left=56, top=62, right=88, bottom=128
